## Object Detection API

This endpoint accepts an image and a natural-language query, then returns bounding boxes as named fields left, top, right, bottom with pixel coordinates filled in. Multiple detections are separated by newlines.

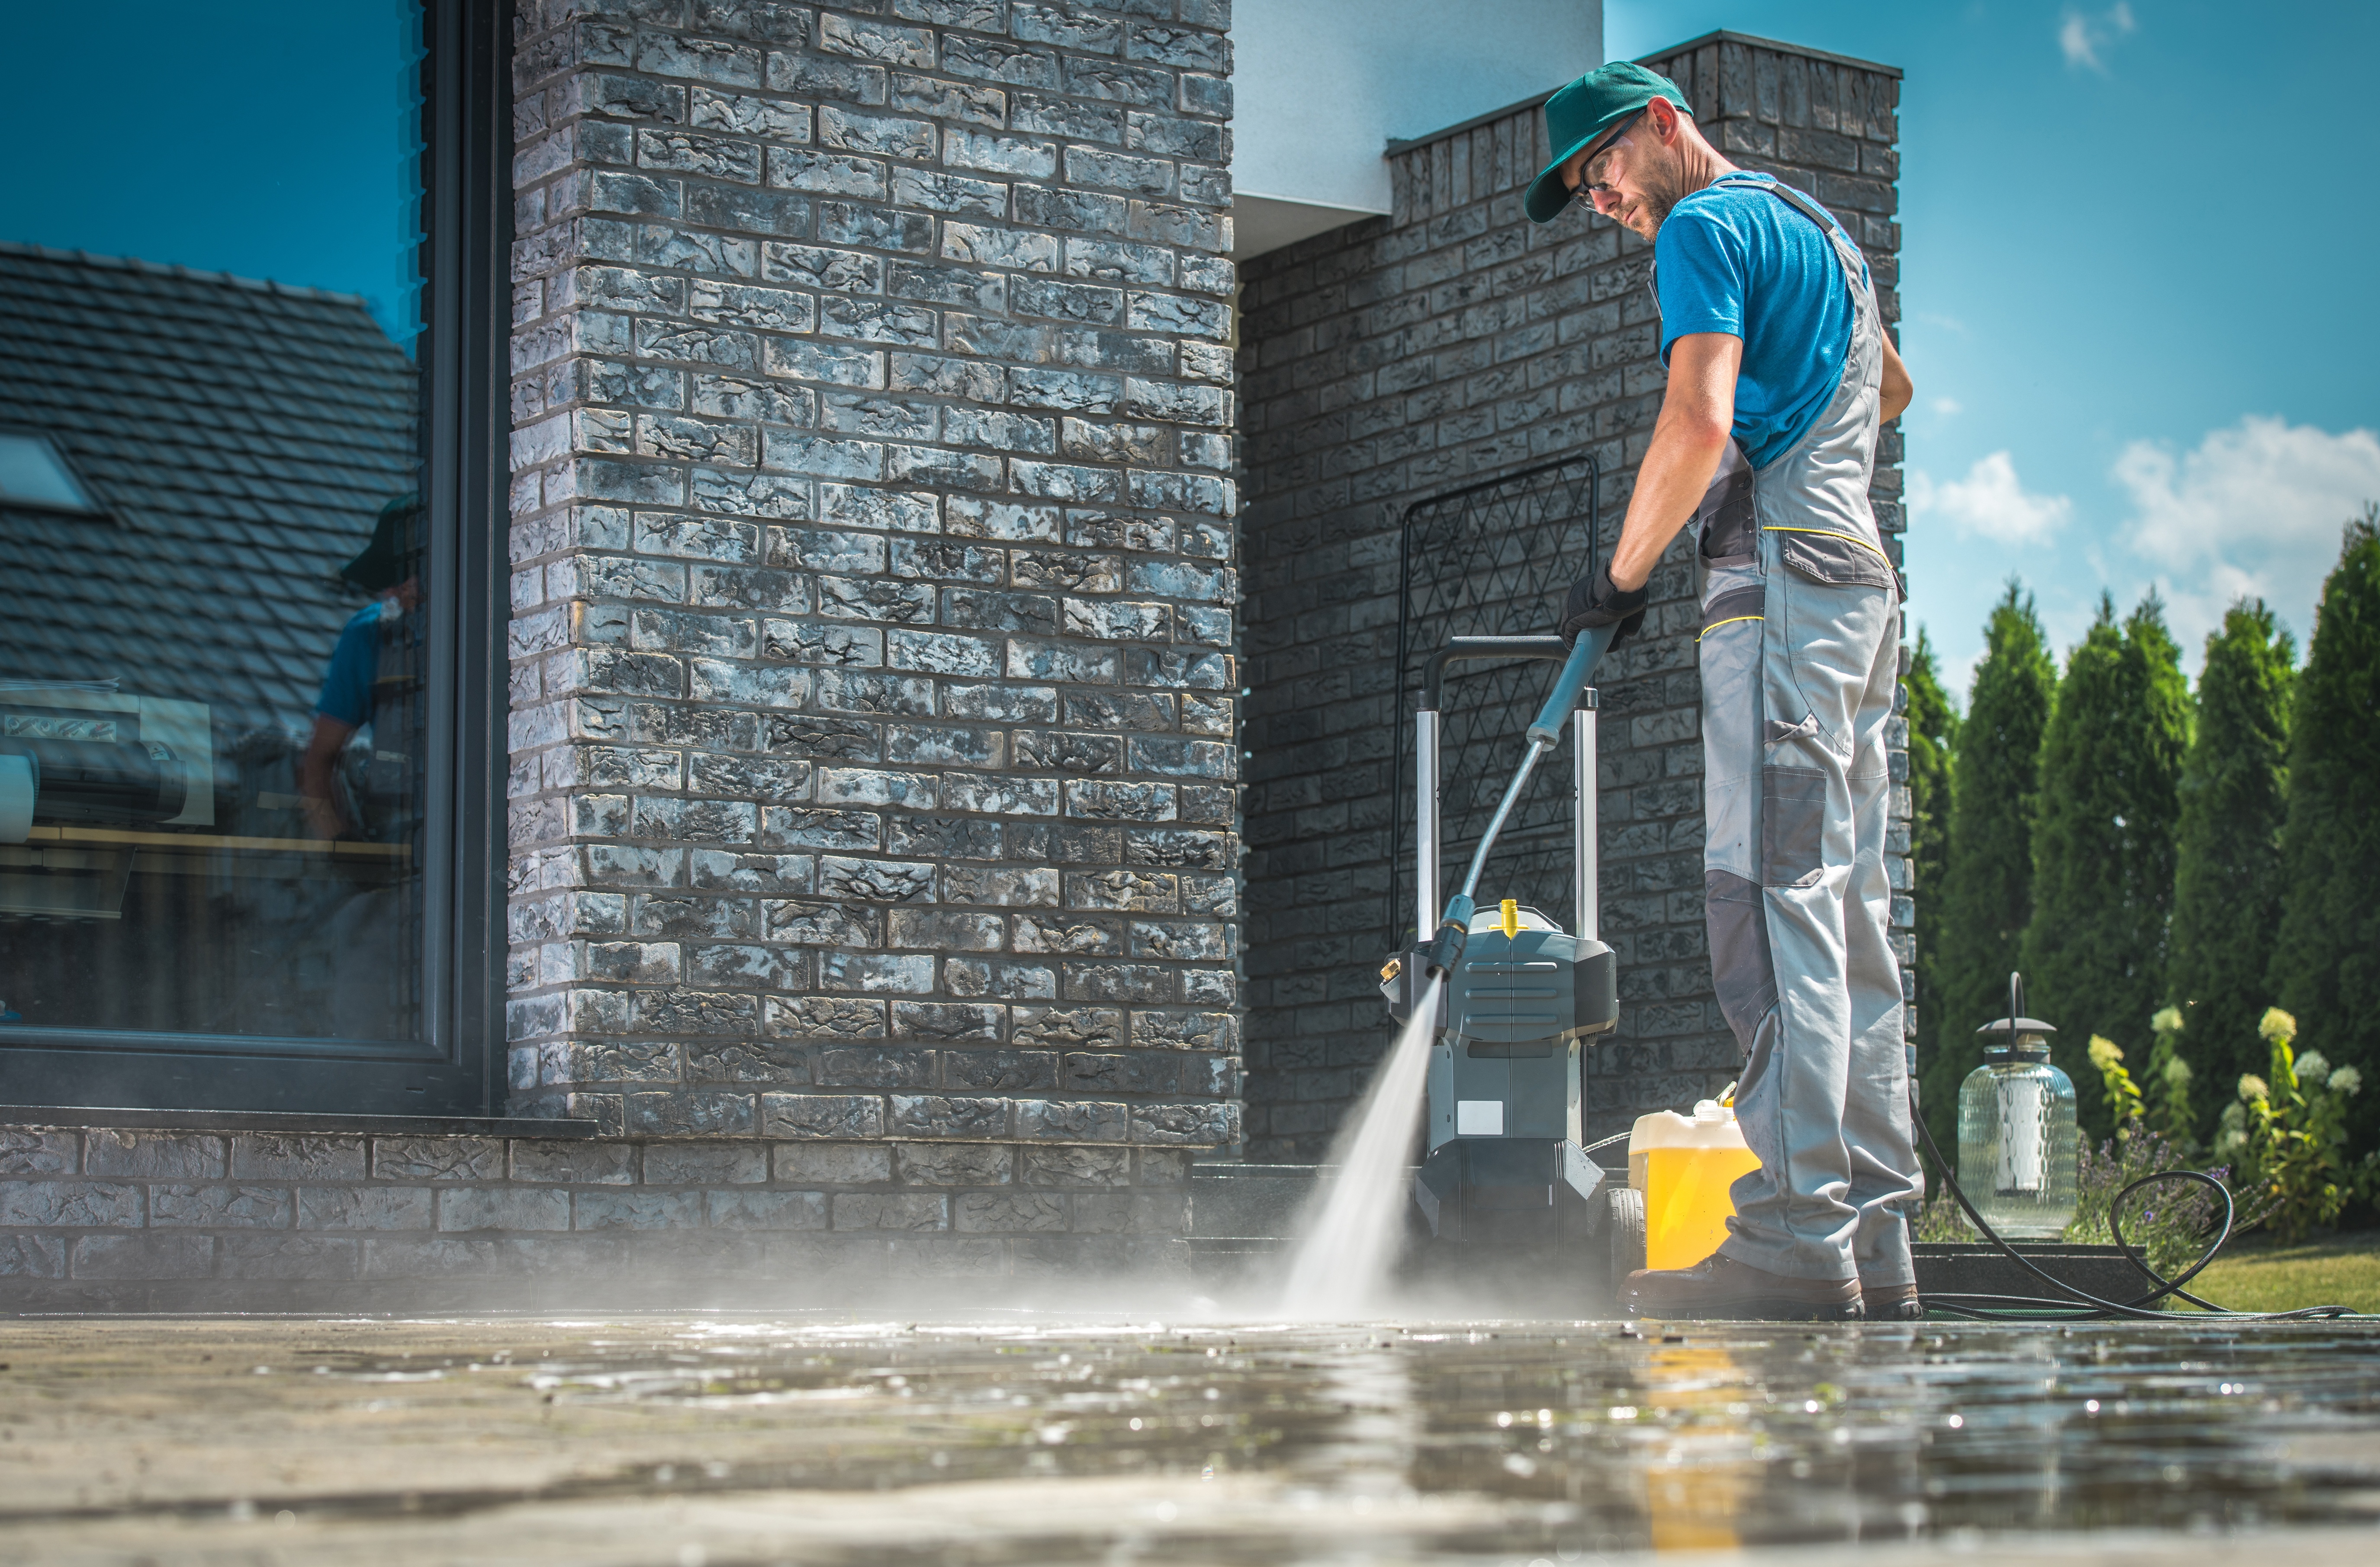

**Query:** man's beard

left=1637, top=162, right=1697, bottom=233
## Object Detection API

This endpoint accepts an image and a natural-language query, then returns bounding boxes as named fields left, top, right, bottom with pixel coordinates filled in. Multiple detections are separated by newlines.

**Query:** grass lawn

left=2184, top=1234, right=2380, bottom=1314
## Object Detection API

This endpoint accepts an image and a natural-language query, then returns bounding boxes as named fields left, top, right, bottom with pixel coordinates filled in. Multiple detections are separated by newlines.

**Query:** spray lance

left=1420, top=623, right=1618, bottom=981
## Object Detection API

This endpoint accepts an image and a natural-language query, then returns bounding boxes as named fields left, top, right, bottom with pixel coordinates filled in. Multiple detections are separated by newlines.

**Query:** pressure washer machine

left=1379, top=630, right=1620, bottom=1265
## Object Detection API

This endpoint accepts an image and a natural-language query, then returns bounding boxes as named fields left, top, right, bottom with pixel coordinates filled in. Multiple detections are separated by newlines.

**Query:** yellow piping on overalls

left=1760, top=524, right=1895, bottom=565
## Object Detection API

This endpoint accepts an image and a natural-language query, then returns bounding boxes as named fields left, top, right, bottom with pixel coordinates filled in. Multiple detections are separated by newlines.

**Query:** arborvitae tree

left=1904, top=627, right=1959, bottom=1075
left=2270, top=508, right=2380, bottom=1152
left=2167, top=599, right=2295, bottom=1105
left=1920, top=584, right=2055, bottom=1149
left=2022, top=591, right=2192, bottom=1139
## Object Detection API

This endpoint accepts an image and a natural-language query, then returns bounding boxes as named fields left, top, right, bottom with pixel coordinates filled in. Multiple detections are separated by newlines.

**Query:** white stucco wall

left=1231, top=0, right=1603, bottom=256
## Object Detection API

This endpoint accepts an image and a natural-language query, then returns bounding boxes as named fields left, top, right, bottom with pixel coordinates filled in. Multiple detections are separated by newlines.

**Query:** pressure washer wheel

left=1608, top=1187, right=1645, bottom=1278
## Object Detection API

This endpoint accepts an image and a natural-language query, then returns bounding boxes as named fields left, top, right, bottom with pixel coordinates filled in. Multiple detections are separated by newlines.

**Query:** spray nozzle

left=1422, top=894, right=1473, bottom=979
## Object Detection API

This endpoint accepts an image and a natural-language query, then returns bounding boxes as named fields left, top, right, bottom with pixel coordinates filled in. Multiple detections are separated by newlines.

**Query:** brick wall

left=0, top=1121, right=1187, bottom=1308
left=498, top=0, right=1243, bottom=1235
left=1235, top=33, right=1910, bottom=1160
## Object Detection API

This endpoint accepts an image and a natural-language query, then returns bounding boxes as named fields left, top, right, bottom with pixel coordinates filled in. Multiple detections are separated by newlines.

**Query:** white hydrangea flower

left=2329, top=1065, right=2363, bottom=1097
left=2296, top=1051, right=2331, bottom=1088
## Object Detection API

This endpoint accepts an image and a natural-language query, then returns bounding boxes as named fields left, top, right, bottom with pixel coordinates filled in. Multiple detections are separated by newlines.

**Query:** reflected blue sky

left=0, top=0, right=423, bottom=346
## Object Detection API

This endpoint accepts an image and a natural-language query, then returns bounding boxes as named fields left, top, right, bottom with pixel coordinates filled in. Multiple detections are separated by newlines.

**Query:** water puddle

left=4, top=1316, right=2377, bottom=1561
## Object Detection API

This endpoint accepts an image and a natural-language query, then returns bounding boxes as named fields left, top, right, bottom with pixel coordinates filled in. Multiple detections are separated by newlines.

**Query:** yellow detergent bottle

left=1628, top=1098, right=1760, bottom=1271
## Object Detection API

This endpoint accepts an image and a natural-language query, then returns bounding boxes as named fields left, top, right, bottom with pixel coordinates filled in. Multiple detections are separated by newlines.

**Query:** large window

left=0, top=0, right=505, bottom=1113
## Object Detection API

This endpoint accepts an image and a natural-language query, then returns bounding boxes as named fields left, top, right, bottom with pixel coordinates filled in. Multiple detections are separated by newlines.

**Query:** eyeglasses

left=1569, top=110, right=1646, bottom=210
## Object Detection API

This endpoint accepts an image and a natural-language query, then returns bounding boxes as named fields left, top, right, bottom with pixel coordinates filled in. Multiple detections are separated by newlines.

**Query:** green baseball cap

left=1524, top=61, right=1692, bottom=224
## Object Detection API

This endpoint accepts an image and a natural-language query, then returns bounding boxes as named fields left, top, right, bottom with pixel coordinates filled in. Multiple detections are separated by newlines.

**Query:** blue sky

left=0, top=0, right=424, bottom=345
left=1611, top=0, right=2380, bottom=693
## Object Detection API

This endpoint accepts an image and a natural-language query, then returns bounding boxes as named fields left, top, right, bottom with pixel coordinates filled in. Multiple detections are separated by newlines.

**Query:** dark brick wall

left=1235, top=33, right=1910, bottom=1160
left=499, top=0, right=1242, bottom=1239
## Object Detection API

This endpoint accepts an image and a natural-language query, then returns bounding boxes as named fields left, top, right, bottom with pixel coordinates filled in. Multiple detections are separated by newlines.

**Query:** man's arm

left=1606, top=332, right=1742, bottom=593
left=298, top=715, right=357, bottom=840
left=1879, top=332, right=1913, bottom=425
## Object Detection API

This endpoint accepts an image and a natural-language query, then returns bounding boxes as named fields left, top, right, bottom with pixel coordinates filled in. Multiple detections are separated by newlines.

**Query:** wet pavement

left=3, top=1313, right=2379, bottom=1564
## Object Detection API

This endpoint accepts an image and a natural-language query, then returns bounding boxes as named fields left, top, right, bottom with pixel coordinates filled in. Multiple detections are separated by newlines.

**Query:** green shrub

left=2142, top=1005, right=2196, bottom=1149
left=2088, top=1035, right=2145, bottom=1132
left=2215, top=1007, right=2377, bottom=1241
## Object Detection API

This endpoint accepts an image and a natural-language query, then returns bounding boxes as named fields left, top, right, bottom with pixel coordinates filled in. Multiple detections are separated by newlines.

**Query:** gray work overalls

left=1681, top=174, right=1921, bottom=1286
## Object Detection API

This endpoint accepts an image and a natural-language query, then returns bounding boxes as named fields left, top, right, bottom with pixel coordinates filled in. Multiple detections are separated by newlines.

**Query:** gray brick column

left=499, top=0, right=1241, bottom=1239
left=1235, top=32, right=1907, bottom=1160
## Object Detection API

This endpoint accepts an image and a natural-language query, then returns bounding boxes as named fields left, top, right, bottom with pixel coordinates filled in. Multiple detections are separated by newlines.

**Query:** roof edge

left=1643, top=29, right=1903, bottom=81
left=1383, top=29, right=1901, bottom=156
left=0, top=239, right=370, bottom=306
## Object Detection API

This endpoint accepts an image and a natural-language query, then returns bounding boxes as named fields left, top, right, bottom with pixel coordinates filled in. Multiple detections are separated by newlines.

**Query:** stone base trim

left=1, top=1123, right=1193, bottom=1311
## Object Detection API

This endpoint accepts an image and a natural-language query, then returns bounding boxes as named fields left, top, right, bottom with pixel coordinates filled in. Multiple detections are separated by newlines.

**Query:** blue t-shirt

left=1654, top=173, right=1865, bottom=470
left=316, top=603, right=383, bottom=727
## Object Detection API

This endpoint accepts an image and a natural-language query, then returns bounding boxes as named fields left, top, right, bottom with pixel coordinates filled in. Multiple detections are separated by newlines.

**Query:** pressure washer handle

left=1524, top=624, right=1614, bottom=747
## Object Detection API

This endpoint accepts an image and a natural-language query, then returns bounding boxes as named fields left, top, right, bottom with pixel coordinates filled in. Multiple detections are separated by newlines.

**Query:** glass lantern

left=1955, top=981, right=2078, bottom=1240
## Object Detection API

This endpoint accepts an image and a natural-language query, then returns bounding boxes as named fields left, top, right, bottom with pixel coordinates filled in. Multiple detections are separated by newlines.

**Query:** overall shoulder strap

left=1734, top=174, right=1830, bottom=230
left=1734, top=177, right=1870, bottom=295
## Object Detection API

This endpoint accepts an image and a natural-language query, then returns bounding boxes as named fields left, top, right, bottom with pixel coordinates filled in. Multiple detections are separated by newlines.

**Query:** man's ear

left=1647, top=96, right=1682, bottom=142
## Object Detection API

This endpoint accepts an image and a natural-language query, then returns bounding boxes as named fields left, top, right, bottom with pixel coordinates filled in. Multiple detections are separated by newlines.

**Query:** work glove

left=1559, top=563, right=1650, bottom=650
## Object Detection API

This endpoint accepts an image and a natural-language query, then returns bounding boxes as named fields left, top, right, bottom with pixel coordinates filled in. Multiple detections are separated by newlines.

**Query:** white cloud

left=1930, top=396, right=1963, bottom=417
left=1908, top=451, right=2071, bottom=545
left=2115, top=415, right=2380, bottom=653
left=2061, top=3, right=2136, bottom=72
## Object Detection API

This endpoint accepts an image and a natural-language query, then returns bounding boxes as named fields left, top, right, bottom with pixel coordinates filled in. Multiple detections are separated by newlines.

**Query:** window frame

left=0, top=0, right=511, bottom=1117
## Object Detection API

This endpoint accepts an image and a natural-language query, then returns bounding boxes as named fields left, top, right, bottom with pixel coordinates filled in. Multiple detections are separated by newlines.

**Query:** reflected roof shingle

left=0, top=242, right=417, bottom=734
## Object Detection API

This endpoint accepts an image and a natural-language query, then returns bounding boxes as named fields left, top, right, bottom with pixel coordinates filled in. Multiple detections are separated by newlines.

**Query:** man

left=1528, top=64, right=1922, bottom=1320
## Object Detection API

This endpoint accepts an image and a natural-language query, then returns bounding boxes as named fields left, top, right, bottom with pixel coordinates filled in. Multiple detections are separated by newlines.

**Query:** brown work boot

left=1624, top=1254, right=1863, bottom=1321
left=1862, top=1278, right=1923, bottom=1321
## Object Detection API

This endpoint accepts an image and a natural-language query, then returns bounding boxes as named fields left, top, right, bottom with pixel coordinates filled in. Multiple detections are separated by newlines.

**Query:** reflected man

left=301, top=495, right=419, bottom=841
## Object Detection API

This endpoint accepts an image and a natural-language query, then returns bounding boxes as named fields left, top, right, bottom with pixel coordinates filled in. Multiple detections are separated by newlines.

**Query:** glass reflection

left=0, top=1, right=428, bottom=1045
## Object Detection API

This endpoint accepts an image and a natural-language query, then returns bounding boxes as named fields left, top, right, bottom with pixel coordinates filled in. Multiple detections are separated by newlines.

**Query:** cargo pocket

left=1775, top=528, right=1898, bottom=592
left=1698, top=585, right=1765, bottom=641
left=1698, top=469, right=1756, bottom=565
left=1705, top=869, right=1777, bottom=1057
left=1759, top=765, right=1827, bottom=888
